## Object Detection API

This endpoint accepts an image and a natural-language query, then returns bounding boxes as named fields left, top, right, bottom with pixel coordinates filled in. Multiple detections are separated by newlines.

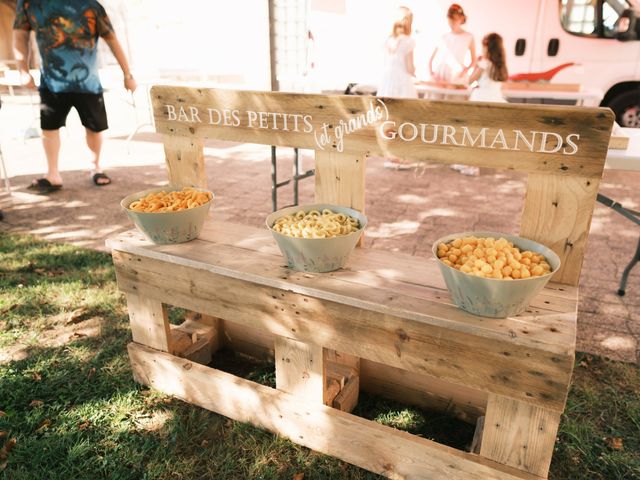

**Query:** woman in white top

left=377, top=6, right=417, bottom=99
left=429, top=4, right=476, bottom=85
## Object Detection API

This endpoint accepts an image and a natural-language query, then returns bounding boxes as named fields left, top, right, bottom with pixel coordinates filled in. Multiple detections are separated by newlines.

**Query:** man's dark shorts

left=39, top=87, right=109, bottom=132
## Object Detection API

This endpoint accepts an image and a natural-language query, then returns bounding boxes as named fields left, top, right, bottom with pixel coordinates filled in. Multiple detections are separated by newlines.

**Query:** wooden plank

left=501, top=82, right=581, bottom=92
left=128, top=343, right=542, bottom=480
left=222, top=319, right=275, bottom=361
left=113, top=251, right=574, bottom=411
left=471, top=416, right=485, bottom=454
left=481, top=394, right=561, bottom=478
left=275, top=336, right=324, bottom=404
left=188, top=324, right=485, bottom=422
left=315, top=151, right=366, bottom=212
left=333, top=374, right=359, bottom=412
left=150, top=86, right=613, bottom=178
left=608, top=135, right=629, bottom=150
left=108, top=227, right=578, bottom=354
left=162, top=135, right=206, bottom=187
left=360, top=359, right=487, bottom=423
left=520, top=174, right=600, bottom=286
left=125, top=293, right=170, bottom=352
left=315, top=151, right=366, bottom=246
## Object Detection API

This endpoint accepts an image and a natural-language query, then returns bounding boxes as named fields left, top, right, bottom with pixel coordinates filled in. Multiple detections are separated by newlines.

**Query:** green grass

left=1, top=231, right=639, bottom=479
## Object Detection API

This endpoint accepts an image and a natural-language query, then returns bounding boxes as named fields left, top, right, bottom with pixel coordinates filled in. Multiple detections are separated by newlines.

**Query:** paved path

left=1, top=92, right=638, bottom=363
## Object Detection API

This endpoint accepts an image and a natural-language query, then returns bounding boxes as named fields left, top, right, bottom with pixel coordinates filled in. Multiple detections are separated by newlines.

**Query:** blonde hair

left=391, top=6, right=413, bottom=37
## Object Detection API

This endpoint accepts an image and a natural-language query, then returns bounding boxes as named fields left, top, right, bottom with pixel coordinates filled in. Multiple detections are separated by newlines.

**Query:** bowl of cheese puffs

left=266, top=204, right=367, bottom=272
left=432, top=232, right=561, bottom=318
left=121, top=186, right=214, bottom=244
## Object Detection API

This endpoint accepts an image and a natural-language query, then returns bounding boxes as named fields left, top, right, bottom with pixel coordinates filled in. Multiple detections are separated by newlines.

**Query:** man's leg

left=75, top=93, right=110, bottom=185
left=41, top=129, right=63, bottom=186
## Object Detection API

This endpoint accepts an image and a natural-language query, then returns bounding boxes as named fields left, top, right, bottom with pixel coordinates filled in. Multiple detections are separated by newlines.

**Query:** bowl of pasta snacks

left=432, top=232, right=561, bottom=318
left=121, top=186, right=214, bottom=244
left=266, top=204, right=367, bottom=273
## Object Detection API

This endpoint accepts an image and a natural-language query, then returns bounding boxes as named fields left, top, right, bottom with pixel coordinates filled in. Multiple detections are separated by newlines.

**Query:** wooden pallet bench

left=108, top=87, right=613, bottom=479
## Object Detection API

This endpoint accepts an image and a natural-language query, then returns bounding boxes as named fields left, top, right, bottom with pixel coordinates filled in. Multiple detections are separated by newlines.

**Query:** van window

left=560, top=0, right=631, bottom=38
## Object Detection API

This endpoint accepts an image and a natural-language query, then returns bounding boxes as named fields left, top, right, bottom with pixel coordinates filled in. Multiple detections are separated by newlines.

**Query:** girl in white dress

left=377, top=6, right=417, bottom=99
left=469, top=33, right=508, bottom=102
left=429, top=4, right=476, bottom=85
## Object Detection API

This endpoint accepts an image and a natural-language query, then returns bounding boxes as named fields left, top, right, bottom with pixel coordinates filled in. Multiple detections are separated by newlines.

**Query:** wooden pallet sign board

left=150, top=86, right=613, bottom=178
left=108, top=86, right=617, bottom=479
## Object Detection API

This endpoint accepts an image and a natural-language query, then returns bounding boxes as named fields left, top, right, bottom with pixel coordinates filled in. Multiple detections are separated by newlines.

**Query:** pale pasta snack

left=272, top=208, right=360, bottom=239
left=128, top=188, right=212, bottom=213
left=437, top=236, right=552, bottom=280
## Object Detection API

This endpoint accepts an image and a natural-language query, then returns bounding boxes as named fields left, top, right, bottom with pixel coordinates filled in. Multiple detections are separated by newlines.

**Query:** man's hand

left=124, top=76, right=137, bottom=93
left=19, top=71, right=36, bottom=89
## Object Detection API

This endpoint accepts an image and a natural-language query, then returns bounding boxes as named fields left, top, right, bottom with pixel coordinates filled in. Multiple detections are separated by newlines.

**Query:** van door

left=533, top=0, right=640, bottom=92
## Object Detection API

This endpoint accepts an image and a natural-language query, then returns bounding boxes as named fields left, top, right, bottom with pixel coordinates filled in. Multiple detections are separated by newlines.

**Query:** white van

left=436, top=0, right=640, bottom=126
left=311, top=0, right=640, bottom=126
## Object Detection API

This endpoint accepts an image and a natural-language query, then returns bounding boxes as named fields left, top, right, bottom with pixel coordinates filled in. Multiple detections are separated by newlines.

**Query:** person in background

left=377, top=6, right=417, bottom=99
left=429, top=3, right=476, bottom=86
left=378, top=6, right=418, bottom=170
left=468, top=32, right=508, bottom=102
left=12, top=0, right=137, bottom=193
left=455, top=33, right=508, bottom=176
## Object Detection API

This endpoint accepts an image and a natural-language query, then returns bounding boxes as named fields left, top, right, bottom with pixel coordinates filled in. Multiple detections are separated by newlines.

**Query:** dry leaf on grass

left=66, top=308, right=89, bottom=325
left=35, top=419, right=51, bottom=433
left=31, top=372, right=42, bottom=382
left=0, top=411, right=6, bottom=417
left=0, top=438, right=17, bottom=460
left=0, top=432, right=7, bottom=439
left=78, top=420, right=91, bottom=430
left=293, top=473, right=305, bottom=480
left=87, top=367, right=96, bottom=379
left=604, top=437, right=624, bottom=450
left=29, top=400, right=44, bottom=408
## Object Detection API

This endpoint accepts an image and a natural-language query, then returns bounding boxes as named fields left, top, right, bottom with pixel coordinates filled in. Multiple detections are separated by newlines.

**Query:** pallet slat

left=113, top=250, right=574, bottom=412
left=128, top=342, right=542, bottom=480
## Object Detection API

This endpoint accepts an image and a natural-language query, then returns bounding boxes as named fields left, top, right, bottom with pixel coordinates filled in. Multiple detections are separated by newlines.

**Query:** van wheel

left=608, top=90, right=640, bottom=128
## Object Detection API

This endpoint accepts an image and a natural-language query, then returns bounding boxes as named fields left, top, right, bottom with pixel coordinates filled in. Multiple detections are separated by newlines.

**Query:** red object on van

left=509, top=62, right=576, bottom=82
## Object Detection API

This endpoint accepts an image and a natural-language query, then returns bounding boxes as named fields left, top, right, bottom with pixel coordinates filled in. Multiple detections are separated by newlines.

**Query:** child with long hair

left=429, top=4, right=476, bottom=85
left=377, top=6, right=418, bottom=99
left=469, top=33, right=508, bottom=102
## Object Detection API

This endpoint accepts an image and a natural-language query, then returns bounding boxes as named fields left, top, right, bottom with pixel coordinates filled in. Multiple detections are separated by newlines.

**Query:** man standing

left=13, top=0, right=136, bottom=192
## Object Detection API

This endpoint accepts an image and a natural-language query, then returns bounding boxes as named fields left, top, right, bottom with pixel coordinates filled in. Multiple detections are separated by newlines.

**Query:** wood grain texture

left=520, top=174, right=600, bottom=286
left=162, top=135, right=206, bottom=187
left=107, top=224, right=578, bottom=354
left=128, top=343, right=542, bottom=480
left=125, top=293, right=170, bottom=352
left=112, top=250, right=574, bottom=411
left=150, top=86, right=613, bottom=178
left=275, top=336, right=324, bottom=404
left=481, top=394, right=562, bottom=477
left=315, top=151, right=366, bottom=212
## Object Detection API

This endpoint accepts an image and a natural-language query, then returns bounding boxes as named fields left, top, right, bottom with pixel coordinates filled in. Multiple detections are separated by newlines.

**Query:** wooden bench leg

left=275, top=336, right=325, bottom=403
left=126, top=293, right=171, bottom=352
left=325, top=349, right=360, bottom=412
left=480, top=393, right=561, bottom=478
left=169, top=312, right=222, bottom=364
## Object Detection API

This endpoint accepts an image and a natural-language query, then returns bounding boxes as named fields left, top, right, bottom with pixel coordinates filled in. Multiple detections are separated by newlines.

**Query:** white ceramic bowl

left=432, top=231, right=561, bottom=318
left=121, top=186, right=213, bottom=244
left=266, top=204, right=367, bottom=273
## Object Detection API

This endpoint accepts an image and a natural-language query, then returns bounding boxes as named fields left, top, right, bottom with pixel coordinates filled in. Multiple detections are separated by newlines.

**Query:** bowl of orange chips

left=432, top=232, right=561, bottom=318
left=121, top=186, right=214, bottom=244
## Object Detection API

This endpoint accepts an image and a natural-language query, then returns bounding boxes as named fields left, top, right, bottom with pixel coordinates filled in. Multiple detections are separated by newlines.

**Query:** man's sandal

left=28, top=178, right=63, bottom=193
left=92, top=172, right=112, bottom=186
